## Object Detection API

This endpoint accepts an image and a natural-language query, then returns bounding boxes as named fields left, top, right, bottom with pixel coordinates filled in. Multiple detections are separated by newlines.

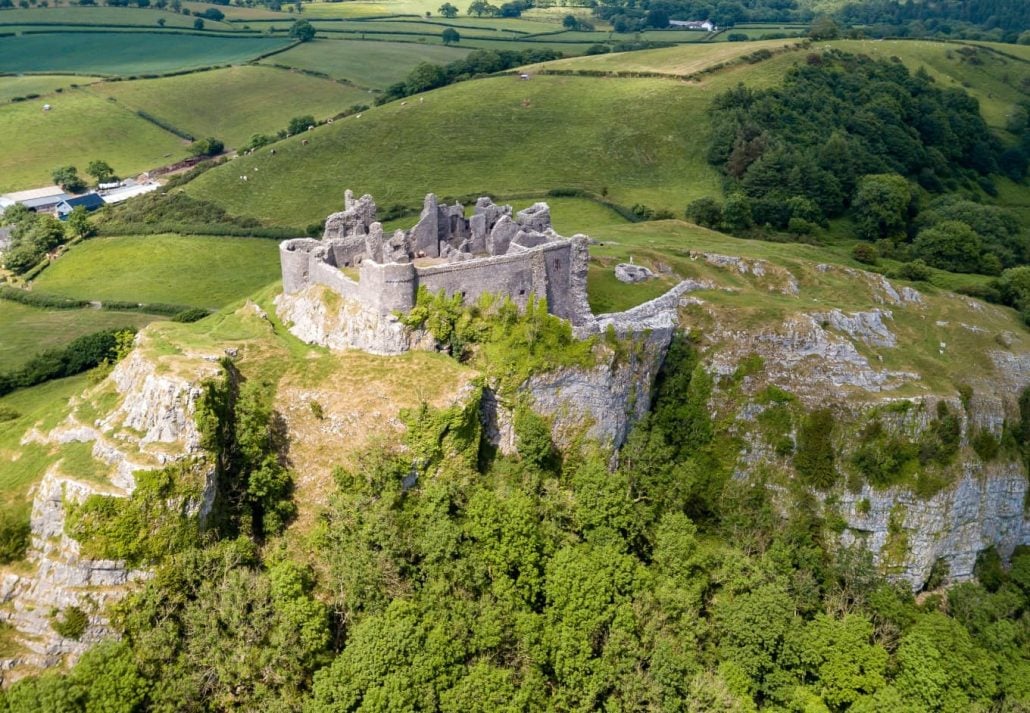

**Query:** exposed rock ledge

left=0, top=346, right=219, bottom=681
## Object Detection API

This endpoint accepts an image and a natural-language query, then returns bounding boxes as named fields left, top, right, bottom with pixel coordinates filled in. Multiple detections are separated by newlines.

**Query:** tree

left=66, top=206, right=95, bottom=240
left=852, top=173, right=912, bottom=241
left=51, top=165, right=86, bottom=194
left=86, top=159, right=116, bottom=185
left=438, top=1, right=458, bottom=16
left=912, top=221, right=983, bottom=273
left=467, top=0, right=497, bottom=16
left=193, top=16, right=204, bottom=29
left=287, top=115, right=316, bottom=136
left=686, top=197, right=723, bottom=229
left=442, top=27, right=460, bottom=44
left=188, top=137, right=224, bottom=157
left=809, top=15, right=840, bottom=40
left=201, top=6, right=223, bottom=19
left=290, top=19, right=315, bottom=41
left=157, top=17, right=166, bottom=26
left=721, top=192, right=754, bottom=233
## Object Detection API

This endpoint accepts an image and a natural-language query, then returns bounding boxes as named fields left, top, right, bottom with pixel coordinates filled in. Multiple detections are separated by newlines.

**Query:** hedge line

left=0, top=286, right=207, bottom=318
left=0, top=328, right=134, bottom=398
left=96, top=222, right=302, bottom=239
left=135, top=110, right=194, bottom=141
left=0, top=286, right=88, bottom=309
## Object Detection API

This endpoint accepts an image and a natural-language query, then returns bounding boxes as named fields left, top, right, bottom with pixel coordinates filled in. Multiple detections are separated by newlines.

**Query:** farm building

left=56, top=193, right=105, bottom=219
left=669, top=19, right=716, bottom=30
left=100, top=182, right=160, bottom=205
left=0, top=186, right=70, bottom=214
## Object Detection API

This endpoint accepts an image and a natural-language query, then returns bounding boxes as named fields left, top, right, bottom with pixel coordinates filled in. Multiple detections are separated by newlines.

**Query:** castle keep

left=280, top=190, right=593, bottom=324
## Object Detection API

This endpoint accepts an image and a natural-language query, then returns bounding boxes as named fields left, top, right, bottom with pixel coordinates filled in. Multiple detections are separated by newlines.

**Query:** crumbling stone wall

left=279, top=190, right=593, bottom=323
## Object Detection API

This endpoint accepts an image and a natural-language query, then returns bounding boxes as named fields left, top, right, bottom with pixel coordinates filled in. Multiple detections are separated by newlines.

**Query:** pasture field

left=0, top=6, right=228, bottom=30
left=0, top=88, right=188, bottom=192
left=524, top=37, right=804, bottom=75
left=92, top=66, right=371, bottom=148
left=302, top=0, right=442, bottom=18
left=260, top=38, right=470, bottom=87
left=187, top=73, right=724, bottom=225
left=32, top=234, right=282, bottom=308
left=0, top=301, right=157, bottom=370
left=0, top=32, right=291, bottom=76
left=182, top=1, right=290, bottom=20
left=0, top=74, right=101, bottom=103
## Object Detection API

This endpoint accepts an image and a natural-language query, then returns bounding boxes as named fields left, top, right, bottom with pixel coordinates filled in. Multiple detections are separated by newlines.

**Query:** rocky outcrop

left=838, top=462, right=1028, bottom=589
left=0, top=341, right=219, bottom=680
left=275, top=284, right=433, bottom=356
left=614, top=263, right=655, bottom=283
left=708, top=312, right=915, bottom=395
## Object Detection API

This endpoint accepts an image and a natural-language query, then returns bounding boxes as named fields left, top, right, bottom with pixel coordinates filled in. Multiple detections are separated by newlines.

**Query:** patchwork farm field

left=261, top=39, right=470, bottom=89
left=32, top=234, right=282, bottom=308
left=0, top=74, right=101, bottom=103
left=92, top=66, right=372, bottom=148
left=0, top=32, right=291, bottom=76
left=0, top=88, right=188, bottom=192
left=0, top=6, right=230, bottom=29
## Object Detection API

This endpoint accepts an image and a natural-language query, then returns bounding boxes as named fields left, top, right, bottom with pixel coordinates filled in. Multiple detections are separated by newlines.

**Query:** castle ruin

left=280, top=190, right=594, bottom=326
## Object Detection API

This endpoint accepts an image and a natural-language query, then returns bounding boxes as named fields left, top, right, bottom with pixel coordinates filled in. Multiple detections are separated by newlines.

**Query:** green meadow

left=0, top=302, right=157, bottom=370
left=0, top=32, right=291, bottom=76
left=0, top=87, right=188, bottom=192
left=0, top=6, right=229, bottom=29
left=92, top=66, right=371, bottom=148
left=187, top=73, right=724, bottom=225
left=261, top=38, right=471, bottom=89
left=0, top=74, right=101, bottom=103
left=32, top=234, right=282, bottom=308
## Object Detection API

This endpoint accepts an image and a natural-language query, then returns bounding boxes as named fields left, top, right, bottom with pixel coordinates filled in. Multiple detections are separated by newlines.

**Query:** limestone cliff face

left=0, top=344, right=219, bottom=680
left=681, top=257, right=1030, bottom=591
left=275, top=285, right=433, bottom=356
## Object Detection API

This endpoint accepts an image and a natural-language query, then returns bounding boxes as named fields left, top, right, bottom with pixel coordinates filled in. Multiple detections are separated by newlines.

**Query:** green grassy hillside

left=185, top=37, right=1030, bottom=230
left=0, top=87, right=189, bottom=192
left=90, top=66, right=370, bottom=148
left=260, top=39, right=471, bottom=90
left=31, top=235, right=281, bottom=308
left=0, top=75, right=102, bottom=103
left=186, top=73, right=724, bottom=225
left=0, top=32, right=290, bottom=76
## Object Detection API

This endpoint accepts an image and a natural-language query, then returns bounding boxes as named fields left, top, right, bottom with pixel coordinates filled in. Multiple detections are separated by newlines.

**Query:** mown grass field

left=92, top=66, right=371, bottom=148
left=261, top=38, right=470, bottom=89
left=0, top=32, right=291, bottom=76
left=0, top=74, right=101, bottom=103
left=0, top=87, right=188, bottom=192
left=188, top=73, right=724, bottom=225
left=32, top=234, right=282, bottom=308
left=0, top=6, right=230, bottom=30
left=0, top=301, right=157, bottom=370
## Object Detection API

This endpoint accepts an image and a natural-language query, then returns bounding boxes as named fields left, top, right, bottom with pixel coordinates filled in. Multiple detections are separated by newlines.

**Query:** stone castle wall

left=279, top=191, right=592, bottom=324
